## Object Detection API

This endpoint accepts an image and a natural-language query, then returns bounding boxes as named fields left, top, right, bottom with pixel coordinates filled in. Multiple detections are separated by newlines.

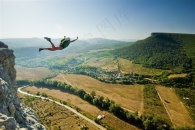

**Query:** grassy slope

left=18, top=94, right=99, bottom=130
left=16, top=65, right=53, bottom=80
left=156, top=86, right=194, bottom=127
left=175, top=88, right=195, bottom=122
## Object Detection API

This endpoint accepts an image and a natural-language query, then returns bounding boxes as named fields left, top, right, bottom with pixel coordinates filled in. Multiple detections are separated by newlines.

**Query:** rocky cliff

left=0, top=41, right=45, bottom=130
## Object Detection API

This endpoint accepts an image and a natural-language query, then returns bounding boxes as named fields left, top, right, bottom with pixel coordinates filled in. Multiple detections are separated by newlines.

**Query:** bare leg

left=46, top=46, right=62, bottom=51
left=39, top=46, right=62, bottom=52
left=44, top=37, right=56, bottom=48
left=48, top=41, right=55, bottom=48
left=39, top=37, right=63, bottom=52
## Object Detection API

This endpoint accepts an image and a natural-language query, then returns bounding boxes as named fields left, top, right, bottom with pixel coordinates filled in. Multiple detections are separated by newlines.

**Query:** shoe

left=39, top=48, right=43, bottom=52
left=44, top=37, right=51, bottom=42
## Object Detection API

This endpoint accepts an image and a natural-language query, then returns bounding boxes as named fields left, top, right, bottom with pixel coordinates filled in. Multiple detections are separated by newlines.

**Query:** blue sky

left=0, top=0, right=195, bottom=40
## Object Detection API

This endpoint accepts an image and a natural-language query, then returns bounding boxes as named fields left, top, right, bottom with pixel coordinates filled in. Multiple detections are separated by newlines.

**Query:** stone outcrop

left=0, top=41, right=45, bottom=130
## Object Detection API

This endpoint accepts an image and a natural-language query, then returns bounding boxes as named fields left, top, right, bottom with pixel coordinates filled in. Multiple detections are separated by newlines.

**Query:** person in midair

left=39, top=36, right=78, bottom=52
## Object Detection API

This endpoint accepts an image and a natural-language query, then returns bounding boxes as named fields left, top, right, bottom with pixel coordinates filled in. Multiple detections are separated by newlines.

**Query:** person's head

left=64, top=36, right=66, bottom=39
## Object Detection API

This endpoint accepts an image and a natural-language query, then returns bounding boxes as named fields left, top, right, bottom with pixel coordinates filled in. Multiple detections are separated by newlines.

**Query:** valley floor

left=52, top=74, right=144, bottom=114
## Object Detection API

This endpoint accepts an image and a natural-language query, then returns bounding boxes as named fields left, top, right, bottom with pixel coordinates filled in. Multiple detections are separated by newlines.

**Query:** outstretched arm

left=70, top=37, right=78, bottom=43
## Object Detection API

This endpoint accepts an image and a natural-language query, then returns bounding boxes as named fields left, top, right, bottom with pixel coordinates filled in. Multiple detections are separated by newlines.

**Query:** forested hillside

left=113, top=33, right=195, bottom=72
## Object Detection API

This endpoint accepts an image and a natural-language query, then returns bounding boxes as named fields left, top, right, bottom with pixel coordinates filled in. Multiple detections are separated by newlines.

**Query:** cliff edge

left=0, top=41, right=45, bottom=130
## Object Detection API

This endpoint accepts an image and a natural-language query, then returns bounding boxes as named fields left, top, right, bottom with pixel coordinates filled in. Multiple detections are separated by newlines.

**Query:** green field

left=143, top=85, right=171, bottom=125
left=118, top=58, right=165, bottom=75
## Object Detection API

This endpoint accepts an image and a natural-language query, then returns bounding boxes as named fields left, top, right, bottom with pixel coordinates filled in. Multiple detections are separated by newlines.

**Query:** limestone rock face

left=0, top=41, right=45, bottom=130
left=0, top=41, right=8, bottom=48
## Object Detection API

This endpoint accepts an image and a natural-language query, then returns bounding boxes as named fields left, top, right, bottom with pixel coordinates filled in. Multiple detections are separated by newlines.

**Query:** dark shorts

left=60, top=40, right=70, bottom=49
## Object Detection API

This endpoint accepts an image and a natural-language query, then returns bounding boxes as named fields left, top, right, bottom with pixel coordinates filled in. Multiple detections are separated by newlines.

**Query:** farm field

left=83, top=57, right=165, bottom=75
left=84, top=57, right=118, bottom=72
left=168, top=73, right=187, bottom=78
left=118, top=58, right=165, bottom=75
left=52, top=74, right=144, bottom=114
left=88, top=49, right=114, bottom=53
left=16, top=65, right=53, bottom=80
left=156, top=86, right=195, bottom=127
left=18, top=93, right=99, bottom=130
left=143, top=85, right=171, bottom=125
left=23, top=86, right=140, bottom=130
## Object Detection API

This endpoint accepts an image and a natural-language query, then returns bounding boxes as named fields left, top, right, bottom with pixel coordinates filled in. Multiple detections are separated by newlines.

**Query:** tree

left=90, top=91, right=96, bottom=98
left=70, top=86, right=76, bottom=93
left=36, top=92, right=40, bottom=96
left=57, top=82, right=64, bottom=89
left=84, top=94, right=92, bottom=103
left=51, top=81, right=58, bottom=87
left=143, top=119, right=154, bottom=130
left=64, top=85, right=71, bottom=91
left=97, top=96, right=104, bottom=108
left=16, top=80, right=31, bottom=85
left=126, top=112, right=136, bottom=123
left=104, top=97, right=111, bottom=109
left=41, top=93, right=48, bottom=97
left=92, top=98, right=98, bottom=105
left=76, top=89, right=86, bottom=98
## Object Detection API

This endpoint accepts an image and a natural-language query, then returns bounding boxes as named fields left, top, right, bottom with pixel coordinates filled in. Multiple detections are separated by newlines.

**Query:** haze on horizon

left=0, top=0, right=195, bottom=40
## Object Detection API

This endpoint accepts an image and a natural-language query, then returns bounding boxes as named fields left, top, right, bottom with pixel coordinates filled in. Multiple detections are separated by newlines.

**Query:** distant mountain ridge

left=0, top=38, right=130, bottom=68
left=113, top=33, right=195, bottom=72
left=0, top=38, right=129, bottom=49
